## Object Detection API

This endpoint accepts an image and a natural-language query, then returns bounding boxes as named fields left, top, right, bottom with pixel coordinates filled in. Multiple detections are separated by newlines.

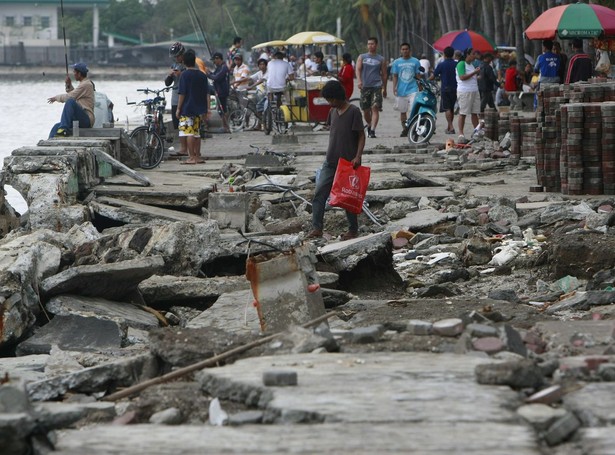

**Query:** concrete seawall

left=0, top=65, right=170, bottom=81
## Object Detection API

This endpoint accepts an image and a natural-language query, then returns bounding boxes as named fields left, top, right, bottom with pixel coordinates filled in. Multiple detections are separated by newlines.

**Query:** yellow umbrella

left=285, top=31, right=344, bottom=45
left=251, top=40, right=288, bottom=50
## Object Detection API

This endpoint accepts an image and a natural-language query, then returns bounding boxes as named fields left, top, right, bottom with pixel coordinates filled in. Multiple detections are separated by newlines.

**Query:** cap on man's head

left=71, top=62, right=88, bottom=74
left=212, top=52, right=224, bottom=60
left=233, top=54, right=243, bottom=61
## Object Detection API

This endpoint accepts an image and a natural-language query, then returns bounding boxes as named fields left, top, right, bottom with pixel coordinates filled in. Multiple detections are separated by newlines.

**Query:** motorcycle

left=405, top=77, right=439, bottom=144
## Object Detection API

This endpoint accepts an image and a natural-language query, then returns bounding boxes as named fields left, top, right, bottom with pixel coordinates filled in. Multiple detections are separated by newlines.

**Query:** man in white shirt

left=266, top=51, right=294, bottom=93
left=455, top=47, right=481, bottom=140
left=231, top=54, right=251, bottom=92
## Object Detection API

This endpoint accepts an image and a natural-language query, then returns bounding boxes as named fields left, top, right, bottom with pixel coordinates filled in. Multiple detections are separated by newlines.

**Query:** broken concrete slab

left=246, top=245, right=325, bottom=333
left=196, top=352, right=525, bottom=426
left=138, top=275, right=251, bottom=308
left=563, top=383, right=615, bottom=426
left=40, top=256, right=165, bottom=300
left=317, top=232, right=393, bottom=273
left=399, top=168, right=447, bottom=187
left=26, top=352, right=159, bottom=401
left=90, top=196, right=205, bottom=224
left=46, top=294, right=159, bottom=330
left=186, top=289, right=260, bottom=334
left=0, top=355, right=49, bottom=383
left=389, top=208, right=456, bottom=232
left=35, top=401, right=116, bottom=429
left=15, top=315, right=125, bottom=355
left=365, top=187, right=454, bottom=204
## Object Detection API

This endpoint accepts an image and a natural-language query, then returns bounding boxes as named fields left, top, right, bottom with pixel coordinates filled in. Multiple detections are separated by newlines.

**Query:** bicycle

left=262, top=90, right=288, bottom=135
left=127, top=87, right=171, bottom=169
left=227, top=88, right=259, bottom=132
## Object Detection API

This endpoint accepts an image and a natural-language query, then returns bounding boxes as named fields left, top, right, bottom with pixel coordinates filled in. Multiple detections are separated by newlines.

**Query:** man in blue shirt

left=431, top=46, right=458, bottom=134
left=391, top=42, right=422, bottom=137
left=534, top=40, right=560, bottom=85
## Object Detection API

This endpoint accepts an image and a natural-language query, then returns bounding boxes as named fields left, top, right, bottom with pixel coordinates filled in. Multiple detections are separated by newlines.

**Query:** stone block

left=472, top=337, right=504, bottom=354
left=433, top=318, right=464, bottom=337
left=208, top=192, right=249, bottom=230
left=407, top=319, right=433, bottom=335
left=347, top=325, right=384, bottom=344
left=544, top=412, right=581, bottom=446
left=16, top=315, right=124, bottom=355
left=262, top=370, right=298, bottom=387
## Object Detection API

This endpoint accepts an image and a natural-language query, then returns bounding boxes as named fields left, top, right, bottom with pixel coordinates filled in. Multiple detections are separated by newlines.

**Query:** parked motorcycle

left=405, top=77, right=439, bottom=144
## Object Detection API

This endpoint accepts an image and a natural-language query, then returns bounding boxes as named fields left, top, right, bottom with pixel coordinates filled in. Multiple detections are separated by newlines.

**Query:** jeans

left=49, top=98, right=91, bottom=138
left=311, top=161, right=358, bottom=233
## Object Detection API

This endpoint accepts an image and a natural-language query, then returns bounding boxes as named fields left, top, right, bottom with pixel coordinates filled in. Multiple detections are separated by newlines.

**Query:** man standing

left=431, top=46, right=457, bottom=134
left=307, top=80, right=365, bottom=240
left=356, top=37, right=387, bottom=138
left=47, top=62, right=94, bottom=138
left=534, top=40, right=560, bottom=85
left=565, top=39, right=593, bottom=84
left=456, top=47, right=481, bottom=141
left=176, top=49, right=210, bottom=165
left=553, top=41, right=568, bottom=83
left=478, top=53, right=498, bottom=114
left=265, top=51, right=294, bottom=94
left=391, top=42, right=421, bottom=137
left=207, top=52, right=230, bottom=133
left=230, top=54, right=251, bottom=92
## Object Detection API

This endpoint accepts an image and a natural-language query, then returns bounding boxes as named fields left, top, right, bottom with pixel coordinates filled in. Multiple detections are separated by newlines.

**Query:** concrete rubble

left=0, top=94, right=614, bottom=453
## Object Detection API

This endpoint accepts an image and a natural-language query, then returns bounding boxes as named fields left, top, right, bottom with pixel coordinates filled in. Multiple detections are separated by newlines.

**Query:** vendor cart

left=282, top=75, right=337, bottom=124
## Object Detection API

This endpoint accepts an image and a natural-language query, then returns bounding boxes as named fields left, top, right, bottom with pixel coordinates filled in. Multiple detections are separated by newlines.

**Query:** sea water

left=0, top=78, right=163, bottom=213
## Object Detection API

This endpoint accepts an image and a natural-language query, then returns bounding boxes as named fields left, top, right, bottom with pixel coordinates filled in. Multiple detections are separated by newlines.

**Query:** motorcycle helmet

left=169, top=42, right=185, bottom=58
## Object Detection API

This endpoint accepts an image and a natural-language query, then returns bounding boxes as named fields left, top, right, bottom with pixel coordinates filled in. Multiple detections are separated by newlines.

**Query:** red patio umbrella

left=433, top=30, right=496, bottom=53
left=525, top=3, right=615, bottom=40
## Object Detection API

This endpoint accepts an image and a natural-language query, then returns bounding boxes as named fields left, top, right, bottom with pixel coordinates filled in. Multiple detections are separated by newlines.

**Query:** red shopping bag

left=329, top=158, right=370, bottom=214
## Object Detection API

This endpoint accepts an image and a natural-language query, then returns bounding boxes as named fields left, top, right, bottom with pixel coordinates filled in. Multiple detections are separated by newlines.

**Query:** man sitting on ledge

left=47, top=62, right=95, bottom=138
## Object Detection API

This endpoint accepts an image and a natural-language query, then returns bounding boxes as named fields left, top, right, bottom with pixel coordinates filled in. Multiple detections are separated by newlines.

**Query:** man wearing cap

left=565, top=39, right=593, bottom=84
left=47, top=62, right=94, bottom=138
left=208, top=52, right=231, bottom=133
left=230, top=54, right=251, bottom=92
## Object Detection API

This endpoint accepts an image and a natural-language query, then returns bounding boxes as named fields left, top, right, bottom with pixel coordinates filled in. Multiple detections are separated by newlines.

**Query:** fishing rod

left=410, top=31, right=439, bottom=54
left=186, top=0, right=212, bottom=60
left=60, top=0, right=69, bottom=75
left=223, top=5, right=239, bottom=37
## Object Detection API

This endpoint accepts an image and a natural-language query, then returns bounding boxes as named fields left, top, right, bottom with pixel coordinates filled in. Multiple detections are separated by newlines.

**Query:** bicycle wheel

left=273, top=108, right=288, bottom=134
left=244, top=107, right=259, bottom=131
left=130, top=126, right=164, bottom=169
left=228, top=108, right=246, bottom=132
left=263, top=106, right=273, bottom=135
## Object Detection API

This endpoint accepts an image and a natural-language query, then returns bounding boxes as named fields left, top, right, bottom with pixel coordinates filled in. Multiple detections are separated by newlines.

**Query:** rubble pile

left=0, top=119, right=614, bottom=452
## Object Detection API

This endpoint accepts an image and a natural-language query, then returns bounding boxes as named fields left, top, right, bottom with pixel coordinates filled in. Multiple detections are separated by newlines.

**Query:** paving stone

left=407, top=319, right=433, bottom=335
left=149, top=407, right=183, bottom=425
left=467, top=323, right=498, bottom=338
left=517, top=404, right=567, bottom=431
left=432, top=318, right=464, bottom=337
left=346, top=325, right=384, bottom=343
left=598, top=363, right=615, bottom=381
left=228, top=410, right=264, bottom=426
left=475, top=360, right=545, bottom=389
left=262, top=370, right=298, bottom=387
left=472, top=336, right=504, bottom=354
left=544, top=412, right=581, bottom=446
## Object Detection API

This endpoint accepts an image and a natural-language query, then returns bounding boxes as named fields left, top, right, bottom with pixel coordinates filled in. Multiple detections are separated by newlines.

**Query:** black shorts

left=440, top=88, right=457, bottom=112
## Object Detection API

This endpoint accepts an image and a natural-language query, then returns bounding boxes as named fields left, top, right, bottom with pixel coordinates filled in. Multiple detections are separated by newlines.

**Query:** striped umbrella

left=525, top=2, right=615, bottom=40
left=433, top=30, right=496, bottom=54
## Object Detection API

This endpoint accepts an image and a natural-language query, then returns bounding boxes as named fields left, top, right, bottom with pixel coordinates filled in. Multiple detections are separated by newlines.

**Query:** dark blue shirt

left=178, top=68, right=209, bottom=117
left=433, top=59, right=458, bottom=91
left=208, top=63, right=230, bottom=98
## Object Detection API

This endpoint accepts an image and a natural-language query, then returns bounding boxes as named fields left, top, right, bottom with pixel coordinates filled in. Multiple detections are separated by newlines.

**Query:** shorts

left=178, top=115, right=201, bottom=137
left=440, top=88, right=456, bottom=112
left=360, top=87, right=383, bottom=110
left=393, top=92, right=417, bottom=113
left=457, top=91, right=481, bottom=115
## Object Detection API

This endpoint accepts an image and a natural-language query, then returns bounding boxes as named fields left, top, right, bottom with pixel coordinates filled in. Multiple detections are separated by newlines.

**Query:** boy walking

left=307, top=81, right=365, bottom=241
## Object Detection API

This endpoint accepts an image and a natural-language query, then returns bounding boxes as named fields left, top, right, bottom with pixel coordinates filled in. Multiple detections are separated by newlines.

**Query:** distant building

left=0, top=0, right=109, bottom=65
